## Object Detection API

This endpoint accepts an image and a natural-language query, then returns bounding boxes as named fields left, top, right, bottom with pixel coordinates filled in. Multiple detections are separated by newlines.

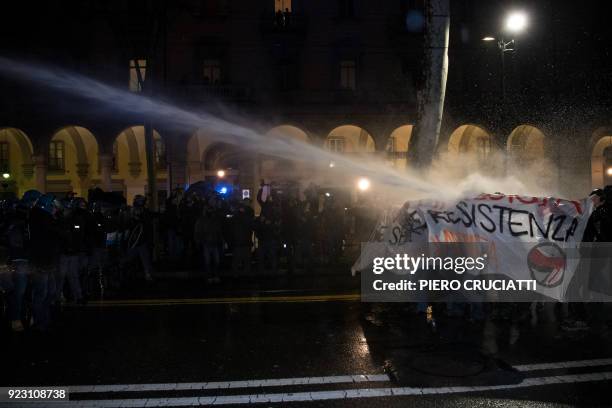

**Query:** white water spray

left=0, top=58, right=541, bottom=202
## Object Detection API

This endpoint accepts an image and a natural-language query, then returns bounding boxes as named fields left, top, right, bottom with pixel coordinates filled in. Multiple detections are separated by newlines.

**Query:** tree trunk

left=410, top=0, right=450, bottom=168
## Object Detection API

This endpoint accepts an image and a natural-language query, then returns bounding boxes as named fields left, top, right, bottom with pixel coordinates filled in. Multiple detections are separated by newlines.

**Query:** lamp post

left=483, top=11, right=528, bottom=176
left=482, top=11, right=528, bottom=101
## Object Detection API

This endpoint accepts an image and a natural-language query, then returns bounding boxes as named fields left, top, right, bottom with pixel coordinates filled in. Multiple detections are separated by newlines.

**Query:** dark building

left=0, top=0, right=611, bottom=203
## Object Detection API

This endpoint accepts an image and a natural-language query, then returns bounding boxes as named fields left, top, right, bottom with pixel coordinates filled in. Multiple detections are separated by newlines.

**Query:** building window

left=327, top=137, right=345, bottom=153
left=275, top=0, right=291, bottom=12
left=337, top=0, right=354, bottom=18
left=49, top=141, right=65, bottom=171
left=154, top=138, right=167, bottom=170
left=340, top=60, right=356, bottom=90
left=0, top=142, right=9, bottom=173
left=129, top=59, right=147, bottom=92
left=203, top=59, right=221, bottom=84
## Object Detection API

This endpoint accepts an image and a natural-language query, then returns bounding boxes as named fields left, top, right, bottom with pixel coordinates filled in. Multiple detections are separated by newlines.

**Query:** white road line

left=513, top=358, right=612, bottom=372
left=6, top=371, right=612, bottom=407
left=67, top=374, right=390, bottom=393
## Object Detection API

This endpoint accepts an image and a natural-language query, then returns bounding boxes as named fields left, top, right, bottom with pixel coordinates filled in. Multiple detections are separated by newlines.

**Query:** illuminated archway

left=325, top=125, right=376, bottom=154
left=591, top=135, right=612, bottom=188
left=187, top=129, right=213, bottom=184
left=448, top=125, right=492, bottom=157
left=262, top=125, right=311, bottom=182
left=114, top=126, right=166, bottom=203
left=387, top=125, right=413, bottom=170
left=202, top=142, right=257, bottom=197
left=507, top=125, right=546, bottom=164
left=0, top=127, right=35, bottom=196
left=47, top=126, right=99, bottom=197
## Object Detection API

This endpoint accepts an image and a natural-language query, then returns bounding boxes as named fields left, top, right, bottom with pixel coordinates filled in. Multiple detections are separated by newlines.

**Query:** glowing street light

left=216, top=169, right=225, bottom=178
left=482, top=11, right=528, bottom=103
left=329, top=161, right=335, bottom=168
left=505, top=11, right=528, bottom=33
left=606, top=167, right=612, bottom=176
left=357, top=177, right=371, bottom=191
left=2, top=173, right=9, bottom=179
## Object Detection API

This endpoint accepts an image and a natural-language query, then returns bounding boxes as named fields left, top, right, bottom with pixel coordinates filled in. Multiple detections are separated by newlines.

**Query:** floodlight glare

left=357, top=177, right=371, bottom=191
left=505, top=11, right=527, bottom=33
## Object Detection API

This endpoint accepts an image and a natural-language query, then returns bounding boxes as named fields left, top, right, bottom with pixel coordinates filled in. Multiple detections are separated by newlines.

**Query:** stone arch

left=507, top=124, right=546, bottom=164
left=262, top=125, right=311, bottom=183
left=48, top=126, right=99, bottom=197
left=114, top=126, right=165, bottom=203
left=0, top=127, right=35, bottom=196
left=325, top=125, right=376, bottom=153
left=387, top=125, right=413, bottom=170
left=447, top=124, right=492, bottom=157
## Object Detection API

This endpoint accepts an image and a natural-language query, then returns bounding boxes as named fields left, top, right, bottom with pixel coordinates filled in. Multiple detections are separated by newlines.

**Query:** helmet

left=21, top=189, right=42, bottom=208
left=34, top=193, right=60, bottom=215
left=589, top=188, right=604, bottom=198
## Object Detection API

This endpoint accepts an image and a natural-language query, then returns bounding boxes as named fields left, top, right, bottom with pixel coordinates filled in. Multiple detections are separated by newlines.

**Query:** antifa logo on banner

left=527, top=242, right=566, bottom=287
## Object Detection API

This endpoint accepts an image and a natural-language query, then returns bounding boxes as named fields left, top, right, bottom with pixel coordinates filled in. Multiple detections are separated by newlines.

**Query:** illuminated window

left=129, top=59, right=147, bottom=92
left=154, top=138, right=167, bottom=170
left=275, top=0, right=291, bottom=12
left=340, top=60, right=356, bottom=90
left=203, top=59, right=221, bottom=84
left=49, top=141, right=65, bottom=171
left=0, top=142, right=9, bottom=173
left=327, top=137, right=345, bottom=153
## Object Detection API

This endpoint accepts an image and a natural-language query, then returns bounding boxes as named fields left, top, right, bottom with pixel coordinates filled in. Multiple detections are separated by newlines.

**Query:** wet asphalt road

left=2, top=279, right=612, bottom=407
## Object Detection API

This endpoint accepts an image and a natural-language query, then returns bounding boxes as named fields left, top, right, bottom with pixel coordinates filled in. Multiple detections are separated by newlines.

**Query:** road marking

left=513, top=357, right=612, bottom=372
left=67, top=374, right=390, bottom=393
left=7, top=371, right=612, bottom=407
left=78, top=294, right=360, bottom=307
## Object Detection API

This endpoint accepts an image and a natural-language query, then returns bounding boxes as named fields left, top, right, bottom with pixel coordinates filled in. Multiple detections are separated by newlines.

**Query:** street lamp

left=482, top=11, right=528, bottom=99
left=505, top=11, right=528, bottom=33
left=357, top=177, right=370, bottom=191
left=216, top=169, right=225, bottom=178
left=2, top=173, right=9, bottom=179
left=606, top=167, right=612, bottom=177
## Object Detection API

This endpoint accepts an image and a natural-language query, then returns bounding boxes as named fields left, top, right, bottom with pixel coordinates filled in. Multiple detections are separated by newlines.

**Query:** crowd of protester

left=0, top=182, right=609, bottom=344
left=0, top=181, right=373, bottom=333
